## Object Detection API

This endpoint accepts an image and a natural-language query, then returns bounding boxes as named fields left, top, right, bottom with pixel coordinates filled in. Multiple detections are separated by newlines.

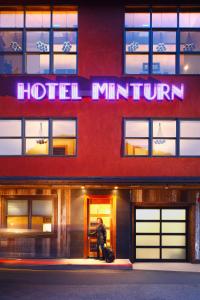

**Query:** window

left=0, top=118, right=77, bottom=156
left=124, top=119, right=200, bottom=157
left=52, top=120, right=77, bottom=156
left=125, top=10, right=200, bottom=74
left=0, top=6, right=78, bottom=74
left=124, top=120, right=149, bottom=156
left=6, top=198, right=53, bottom=233
left=135, top=208, right=187, bottom=261
left=180, top=121, right=200, bottom=156
left=0, top=120, right=22, bottom=155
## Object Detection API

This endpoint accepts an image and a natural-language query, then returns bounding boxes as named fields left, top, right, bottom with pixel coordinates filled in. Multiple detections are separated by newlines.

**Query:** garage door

left=135, top=208, right=187, bottom=261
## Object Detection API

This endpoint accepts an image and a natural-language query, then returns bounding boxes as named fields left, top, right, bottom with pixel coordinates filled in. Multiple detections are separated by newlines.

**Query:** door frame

left=83, top=194, right=116, bottom=258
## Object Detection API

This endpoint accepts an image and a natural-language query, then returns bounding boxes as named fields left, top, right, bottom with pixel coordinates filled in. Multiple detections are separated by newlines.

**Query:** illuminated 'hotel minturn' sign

left=17, top=82, right=184, bottom=101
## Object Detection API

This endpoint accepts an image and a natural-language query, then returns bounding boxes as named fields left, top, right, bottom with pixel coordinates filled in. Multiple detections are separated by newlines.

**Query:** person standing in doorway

left=90, top=217, right=106, bottom=260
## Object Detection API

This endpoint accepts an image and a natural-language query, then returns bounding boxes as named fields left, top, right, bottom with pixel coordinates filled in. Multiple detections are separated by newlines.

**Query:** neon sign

left=17, top=82, right=184, bottom=101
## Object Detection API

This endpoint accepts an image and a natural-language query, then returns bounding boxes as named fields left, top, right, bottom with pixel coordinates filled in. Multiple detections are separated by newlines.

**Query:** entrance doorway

left=134, top=208, right=188, bottom=261
left=84, top=195, right=116, bottom=258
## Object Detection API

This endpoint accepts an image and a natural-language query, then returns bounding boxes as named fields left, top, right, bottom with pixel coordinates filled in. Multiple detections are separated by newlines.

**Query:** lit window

left=125, top=13, right=150, bottom=28
left=6, top=199, right=54, bottom=233
left=52, top=120, right=77, bottom=156
left=25, top=120, right=49, bottom=155
left=0, top=120, right=22, bottom=155
left=180, top=121, right=200, bottom=156
left=124, top=120, right=149, bottom=156
left=0, top=9, right=23, bottom=28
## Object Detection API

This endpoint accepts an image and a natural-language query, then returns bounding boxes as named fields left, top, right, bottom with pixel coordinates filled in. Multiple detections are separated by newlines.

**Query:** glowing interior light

left=43, top=223, right=52, bottom=232
left=184, top=64, right=189, bottom=71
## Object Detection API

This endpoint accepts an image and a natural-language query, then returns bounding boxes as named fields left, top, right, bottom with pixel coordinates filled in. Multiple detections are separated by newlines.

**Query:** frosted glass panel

left=153, top=121, right=176, bottom=137
left=25, top=120, right=48, bottom=137
left=7, top=216, right=28, bottom=229
left=162, top=222, right=186, bottom=233
left=32, top=200, right=52, bottom=216
left=180, top=121, right=200, bottom=138
left=90, top=204, right=111, bottom=215
left=7, top=200, right=28, bottom=215
left=0, top=120, right=21, bottom=137
left=125, top=13, right=150, bottom=28
left=0, top=139, right=22, bottom=155
left=162, top=248, right=186, bottom=260
left=52, top=120, right=76, bottom=137
left=136, top=248, right=160, bottom=259
left=162, top=209, right=186, bottom=220
left=162, top=235, right=186, bottom=246
left=136, top=235, right=160, bottom=246
left=136, top=209, right=160, bottom=220
left=136, top=222, right=160, bottom=233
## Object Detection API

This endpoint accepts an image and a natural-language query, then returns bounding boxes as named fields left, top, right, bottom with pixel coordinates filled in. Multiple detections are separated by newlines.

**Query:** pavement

left=0, top=269, right=200, bottom=300
left=0, top=258, right=132, bottom=270
left=133, top=262, right=200, bottom=273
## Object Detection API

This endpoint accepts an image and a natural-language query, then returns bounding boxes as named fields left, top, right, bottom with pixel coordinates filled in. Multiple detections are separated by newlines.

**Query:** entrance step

left=0, top=258, right=132, bottom=270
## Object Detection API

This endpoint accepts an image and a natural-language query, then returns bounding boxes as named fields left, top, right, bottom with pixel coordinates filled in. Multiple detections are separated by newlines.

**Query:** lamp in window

left=62, top=41, right=72, bottom=53
left=36, top=122, right=47, bottom=145
left=36, top=14, right=49, bottom=52
left=154, top=122, right=165, bottom=144
left=156, top=32, right=166, bottom=52
left=10, top=13, right=22, bottom=52
left=128, top=41, right=139, bottom=52
left=183, top=32, right=195, bottom=52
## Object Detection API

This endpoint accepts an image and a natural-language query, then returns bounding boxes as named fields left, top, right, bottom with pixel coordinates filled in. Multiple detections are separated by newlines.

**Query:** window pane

left=125, top=13, right=150, bottom=28
left=125, top=54, right=149, bottom=74
left=0, top=54, right=22, bottom=74
left=53, top=138, right=76, bottom=156
left=0, top=31, right=22, bottom=52
left=0, top=139, right=22, bottom=155
left=162, top=222, right=186, bottom=233
left=153, top=121, right=176, bottom=138
left=162, top=235, right=186, bottom=246
left=180, top=121, right=200, bottom=138
left=32, top=216, right=52, bottom=232
left=152, top=13, right=177, bottom=28
left=180, top=54, right=200, bottom=74
left=0, top=120, right=21, bottom=137
left=136, top=222, right=160, bottom=233
left=125, top=139, right=149, bottom=156
left=25, top=120, right=48, bottom=137
left=125, top=31, right=149, bottom=52
left=53, top=31, right=77, bottom=52
left=136, top=209, right=160, bottom=220
left=153, top=139, right=176, bottom=156
left=180, top=32, right=200, bottom=52
left=7, top=216, right=28, bottom=229
left=32, top=200, right=52, bottom=216
left=153, top=32, right=176, bottom=52
left=52, top=120, right=76, bottom=137
left=162, top=209, right=186, bottom=220
left=136, top=248, right=160, bottom=259
left=27, top=32, right=49, bottom=52
left=153, top=55, right=175, bottom=74
left=25, top=138, right=49, bottom=155
left=125, top=120, right=148, bottom=137
left=179, top=13, right=200, bottom=28
left=136, top=235, right=160, bottom=246
left=54, top=54, right=76, bottom=74
left=26, top=54, right=49, bottom=74
left=0, top=10, right=23, bottom=28
left=26, top=10, right=50, bottom=28
left=180, top=140, right=200, bottom=156
left=7, top=200, right=28, bottom=215
left=53, top=10, right=78, bottom=28
left=162, top=248, right=186, bottom=260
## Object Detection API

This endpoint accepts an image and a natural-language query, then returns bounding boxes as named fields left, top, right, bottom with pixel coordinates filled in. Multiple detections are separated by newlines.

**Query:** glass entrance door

left=88, top=197, right=112, bottom=258
left=135, top=208, right=187, bottom=261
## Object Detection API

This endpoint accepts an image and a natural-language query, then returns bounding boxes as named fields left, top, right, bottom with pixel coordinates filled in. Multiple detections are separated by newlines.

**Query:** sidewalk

left=0, top=258, right=132, bottom=270
left=133, top=262, right=200, bottom=273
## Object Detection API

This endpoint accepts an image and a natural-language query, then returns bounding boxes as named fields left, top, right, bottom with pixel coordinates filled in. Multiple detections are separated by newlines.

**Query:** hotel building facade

left=0, top=0, right=200, bottom=262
